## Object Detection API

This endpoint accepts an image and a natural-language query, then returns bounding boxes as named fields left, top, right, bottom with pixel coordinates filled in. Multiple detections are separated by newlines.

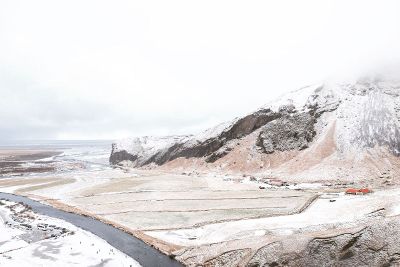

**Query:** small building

left=345, top=188, right=358, bottom=195
left=359, top=188, right=371, bottom=194
left=345, top=188, right=372, bottom=195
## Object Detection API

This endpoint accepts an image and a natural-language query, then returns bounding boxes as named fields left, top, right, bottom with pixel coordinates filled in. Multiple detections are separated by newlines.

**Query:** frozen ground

left=147, top=189, right=399, bottom=246
left=0, top=165, right=317, bottom=253
left=1, top=169, right=315, bottom=230
left=2, top=165, right=400, bottom=266
left=2, top=145, right=400, bottom=265
left=0, top=199, right=140, bottom=267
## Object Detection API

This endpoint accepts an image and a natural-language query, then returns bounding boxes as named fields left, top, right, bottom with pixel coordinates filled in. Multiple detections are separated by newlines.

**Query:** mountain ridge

left=110, top=78, right=400, bottom=184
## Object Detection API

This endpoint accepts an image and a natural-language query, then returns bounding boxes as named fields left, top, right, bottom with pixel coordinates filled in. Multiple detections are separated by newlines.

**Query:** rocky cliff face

left=110, top=78, right=400, bottom=181
left=245, top=218, right=400, bottom=267
left=189, top=216, right=400, bottom=267
left=256, top=111, right=316, bottom=154
left=109, top=135, right=190, bottom=167
left=110, top=108, right=283, bottom=166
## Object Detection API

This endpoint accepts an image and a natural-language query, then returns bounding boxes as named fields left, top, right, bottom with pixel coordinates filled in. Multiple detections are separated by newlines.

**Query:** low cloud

left=1, top=0, right=400, bottom=140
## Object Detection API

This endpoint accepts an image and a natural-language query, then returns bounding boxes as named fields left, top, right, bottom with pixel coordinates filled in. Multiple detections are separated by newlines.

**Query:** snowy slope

left=110, top=77, right=400, bottom=182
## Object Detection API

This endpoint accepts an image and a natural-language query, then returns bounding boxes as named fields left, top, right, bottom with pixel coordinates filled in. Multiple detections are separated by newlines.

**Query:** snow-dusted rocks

left=109, top=135, right=190, bottom=166
left=110, top=108, right=282, bottom=165
left=110, top=77, right=400, bottom=182
left=256, top=112, right=316, bottom=154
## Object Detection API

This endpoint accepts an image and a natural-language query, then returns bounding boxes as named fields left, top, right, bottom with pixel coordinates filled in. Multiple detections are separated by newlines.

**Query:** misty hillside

left=110, top=77, right=400, bottom=184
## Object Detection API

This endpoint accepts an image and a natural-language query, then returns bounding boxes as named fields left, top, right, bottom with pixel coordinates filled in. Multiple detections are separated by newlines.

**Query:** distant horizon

left=0, top=139, right=114, bottom=149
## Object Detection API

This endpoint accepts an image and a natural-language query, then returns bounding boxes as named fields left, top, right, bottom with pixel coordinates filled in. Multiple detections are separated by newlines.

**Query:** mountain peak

left=110, top=78, right=400, bottom=185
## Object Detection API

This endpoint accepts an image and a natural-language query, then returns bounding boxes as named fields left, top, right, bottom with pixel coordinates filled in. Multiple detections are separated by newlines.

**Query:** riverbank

left=0, top=196, right=140, bottom=267
left=0, top=192, right=182, bottom=267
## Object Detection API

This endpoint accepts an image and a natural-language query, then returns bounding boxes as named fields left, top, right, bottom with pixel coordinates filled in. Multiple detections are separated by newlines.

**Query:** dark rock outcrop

left=110, top=108, right=282, bottom=166
left=205, top=140, right=237, bottom=163
left=153, top=108, right=282, bottom=165
left=256, top=112, right=316, bottom=154
left=109, top=144, right=138, bottom=165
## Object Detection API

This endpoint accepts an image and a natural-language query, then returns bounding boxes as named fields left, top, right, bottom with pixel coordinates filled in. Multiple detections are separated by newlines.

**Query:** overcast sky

left=1, top=0, right=399, bottom=140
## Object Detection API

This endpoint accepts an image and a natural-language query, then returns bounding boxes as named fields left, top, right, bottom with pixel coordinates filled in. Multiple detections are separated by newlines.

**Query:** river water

left=0, top=192, right=182, bottom=267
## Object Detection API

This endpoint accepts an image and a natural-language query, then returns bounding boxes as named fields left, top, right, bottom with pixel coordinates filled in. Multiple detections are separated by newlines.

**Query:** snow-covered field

left=0, top=199, right=140, bottom=267
left=146, top=189, right=398, bottom=246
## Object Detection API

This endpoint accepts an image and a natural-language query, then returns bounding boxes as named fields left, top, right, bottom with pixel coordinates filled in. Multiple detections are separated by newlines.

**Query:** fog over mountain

left=1, top=0, right=400, bottom=140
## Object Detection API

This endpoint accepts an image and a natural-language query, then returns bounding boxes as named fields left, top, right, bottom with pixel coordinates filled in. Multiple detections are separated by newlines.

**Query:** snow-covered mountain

left=110, top=77, right=400, bottom=182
